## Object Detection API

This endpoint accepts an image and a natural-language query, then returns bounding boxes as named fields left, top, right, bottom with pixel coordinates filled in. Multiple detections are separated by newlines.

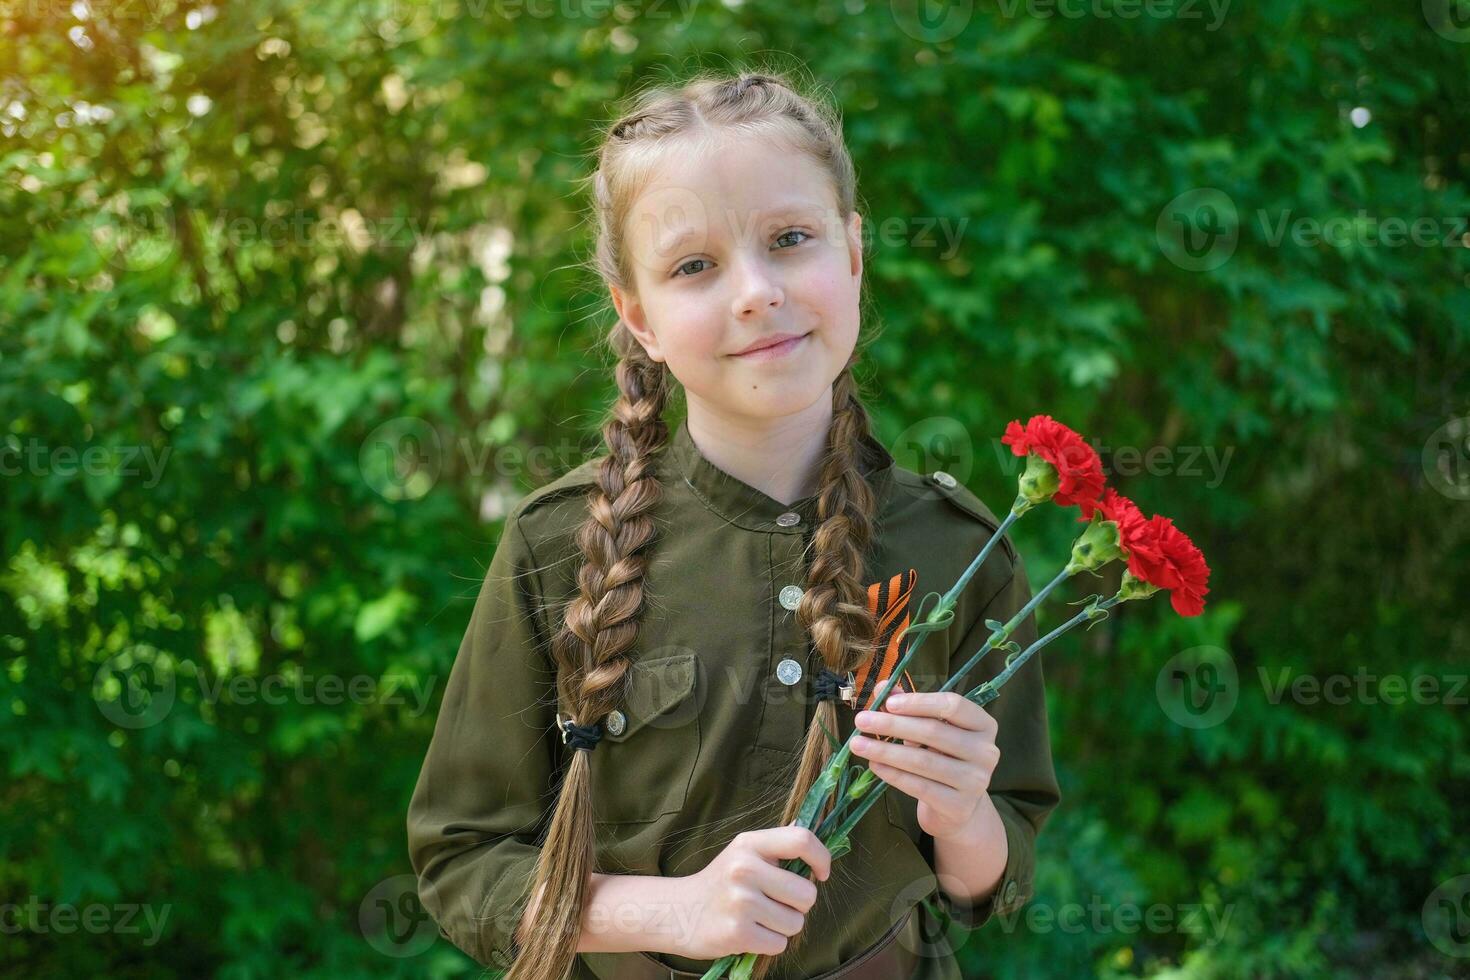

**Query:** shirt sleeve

left=406, top=512, right=558, bottom=968
left=924, top=548, right=1062, bottom=931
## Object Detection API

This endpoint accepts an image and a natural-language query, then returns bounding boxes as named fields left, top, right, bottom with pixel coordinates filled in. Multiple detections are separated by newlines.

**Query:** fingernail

left=888, top=695, right=907, bottom=708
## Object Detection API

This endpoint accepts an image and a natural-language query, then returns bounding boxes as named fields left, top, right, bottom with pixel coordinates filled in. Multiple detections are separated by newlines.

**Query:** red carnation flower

left=1125, top=515, right=1211, bottom=616
left=1003, top=415, right=1106, bottom=517
left=1085, top=486, right=1165, bottom=563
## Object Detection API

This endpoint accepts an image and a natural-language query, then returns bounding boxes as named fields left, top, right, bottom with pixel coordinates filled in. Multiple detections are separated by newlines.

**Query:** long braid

left=504, top=326, right=670, bottom=980
left=751, top=359, right=880, bottom=980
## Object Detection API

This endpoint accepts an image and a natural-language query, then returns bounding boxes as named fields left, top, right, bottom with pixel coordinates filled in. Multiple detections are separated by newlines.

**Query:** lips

left=731, top=331, right=812, bottom=358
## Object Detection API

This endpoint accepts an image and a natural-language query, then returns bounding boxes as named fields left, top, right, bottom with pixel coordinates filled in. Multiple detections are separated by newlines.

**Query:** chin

left=725, top=376, right=832, bottom=419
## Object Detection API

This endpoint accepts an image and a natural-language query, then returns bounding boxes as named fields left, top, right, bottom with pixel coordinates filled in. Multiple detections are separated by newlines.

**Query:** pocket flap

left=603, top=652, right=697, bottom=742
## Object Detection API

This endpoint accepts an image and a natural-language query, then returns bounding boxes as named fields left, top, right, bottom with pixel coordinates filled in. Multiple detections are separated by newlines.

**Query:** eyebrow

left=657, top=201, right=827, bottom=254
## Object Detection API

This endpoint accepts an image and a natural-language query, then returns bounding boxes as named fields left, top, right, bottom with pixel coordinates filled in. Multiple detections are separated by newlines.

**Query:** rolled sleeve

left=406, top=512, right=559, bottom=968
left=927, top=549, right=1061, bottom=931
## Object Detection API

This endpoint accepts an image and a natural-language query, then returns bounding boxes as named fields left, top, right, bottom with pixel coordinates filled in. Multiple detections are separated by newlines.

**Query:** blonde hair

left=508, top=66, right=883, bottom=980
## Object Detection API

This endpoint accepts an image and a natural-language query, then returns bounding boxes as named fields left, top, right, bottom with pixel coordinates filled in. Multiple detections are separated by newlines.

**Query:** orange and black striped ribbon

left=850, top=568, right=920, bottom=711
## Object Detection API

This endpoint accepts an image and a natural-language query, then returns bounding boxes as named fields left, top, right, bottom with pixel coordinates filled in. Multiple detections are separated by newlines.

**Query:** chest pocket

left=587, top=651, right=701, bottom=825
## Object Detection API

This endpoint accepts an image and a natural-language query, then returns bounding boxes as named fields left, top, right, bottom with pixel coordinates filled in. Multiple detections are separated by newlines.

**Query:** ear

left=609, top=284, right=665, bottom=363
left=845, top=211, right=863, bottom=282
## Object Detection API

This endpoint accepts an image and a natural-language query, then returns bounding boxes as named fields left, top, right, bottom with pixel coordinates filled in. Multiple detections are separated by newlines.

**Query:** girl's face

left=609, top=135, right=864, bottom=423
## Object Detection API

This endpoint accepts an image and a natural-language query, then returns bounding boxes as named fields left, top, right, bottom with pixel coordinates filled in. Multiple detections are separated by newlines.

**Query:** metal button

left=778, top=585, right=804, bottom=610
left=1001, top=879, right=1019, bottom=905
left=604, top=709, right=626, bottom=737
left=776, top=658, right=803, bottom=685
left=775, top=511, right=801, bottom=527
left=931, top=471, right=957, bottom=489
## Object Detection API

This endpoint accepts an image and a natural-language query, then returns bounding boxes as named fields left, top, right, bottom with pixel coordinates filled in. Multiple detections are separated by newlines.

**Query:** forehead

left=622, top=134, right=838, bottom=251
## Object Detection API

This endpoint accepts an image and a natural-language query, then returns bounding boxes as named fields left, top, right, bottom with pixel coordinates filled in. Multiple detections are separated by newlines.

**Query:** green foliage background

left=2, top=0, right=1467, bottom=976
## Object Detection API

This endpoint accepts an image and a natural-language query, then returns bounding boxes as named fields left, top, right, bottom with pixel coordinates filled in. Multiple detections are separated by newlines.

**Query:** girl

left=407, top=69, right=1060, bottom=980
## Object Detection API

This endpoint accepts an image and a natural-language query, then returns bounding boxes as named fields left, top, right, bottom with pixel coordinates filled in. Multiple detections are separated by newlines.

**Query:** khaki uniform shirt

left=406, top=417, right=1061, bottom=979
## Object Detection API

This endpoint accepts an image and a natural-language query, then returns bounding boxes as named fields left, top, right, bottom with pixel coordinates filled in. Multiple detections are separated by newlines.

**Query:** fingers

left=753, top=889, right=811, bottom=936
left=853, top=735, right=993, bottom=793
left=754, top=825, right=831, bottom=882
left=867, top=760, right=969, bottom=810
left=746, top=921, right=792, bottom=956
left=855, top=712, right=971, bottom=758
left=760, top=863, right=820, bottom=914
left=869, top=692, right=997, bottom=735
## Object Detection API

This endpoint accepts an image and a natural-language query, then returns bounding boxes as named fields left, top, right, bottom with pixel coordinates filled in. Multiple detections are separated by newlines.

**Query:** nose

left=729, top=255, right=784, bottom=319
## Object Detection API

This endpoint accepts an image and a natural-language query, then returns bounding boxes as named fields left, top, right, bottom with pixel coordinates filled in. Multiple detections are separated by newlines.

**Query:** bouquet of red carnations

left=701, top=415, right=1212, bottom=980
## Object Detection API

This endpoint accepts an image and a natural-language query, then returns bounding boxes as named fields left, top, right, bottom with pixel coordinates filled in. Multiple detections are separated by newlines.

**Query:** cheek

left=647, top=299, right=725, bottom=373
left=798, top=248, right=860, bottom=316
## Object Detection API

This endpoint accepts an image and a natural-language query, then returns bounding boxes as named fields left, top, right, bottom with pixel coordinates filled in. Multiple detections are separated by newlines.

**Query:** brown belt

left=579, top=903, right=919, bottom=980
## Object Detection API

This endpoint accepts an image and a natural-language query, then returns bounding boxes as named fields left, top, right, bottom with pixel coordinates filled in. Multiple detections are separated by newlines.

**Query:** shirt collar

left=665, top=416, right=895, bottom=533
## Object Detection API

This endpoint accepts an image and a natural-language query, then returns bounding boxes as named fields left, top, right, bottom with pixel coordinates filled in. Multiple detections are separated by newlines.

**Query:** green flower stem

left=936, top=563, right=1075, bottom=696
left=938, top=509, right=1021, bottom=610
left=969, top=595, right=1122, bottom=705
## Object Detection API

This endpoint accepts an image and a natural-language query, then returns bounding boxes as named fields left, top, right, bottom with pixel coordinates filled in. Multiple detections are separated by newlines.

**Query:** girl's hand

left=673, top=825, right=832, bottom=960
left=849, top=691, right=999, bottom=841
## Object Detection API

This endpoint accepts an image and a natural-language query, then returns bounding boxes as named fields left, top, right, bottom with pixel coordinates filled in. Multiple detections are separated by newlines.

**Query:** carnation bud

left=1115, top=569, right=1161, bottom=602
left=1013, top=454, right=1060, bottom=515
left=1064, top=511, right=1126, bottom=575
left=846, top=767, right=876, bottom=801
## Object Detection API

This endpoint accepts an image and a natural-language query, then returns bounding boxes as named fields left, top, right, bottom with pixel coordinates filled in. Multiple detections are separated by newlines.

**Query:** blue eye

left=670, top=230, right=810, bottom=278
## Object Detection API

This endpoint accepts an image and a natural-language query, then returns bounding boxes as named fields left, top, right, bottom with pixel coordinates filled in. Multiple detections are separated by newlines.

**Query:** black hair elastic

left=556, top=713, right=603, bottom=752
left=811, top=667, right=849, bottom=705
